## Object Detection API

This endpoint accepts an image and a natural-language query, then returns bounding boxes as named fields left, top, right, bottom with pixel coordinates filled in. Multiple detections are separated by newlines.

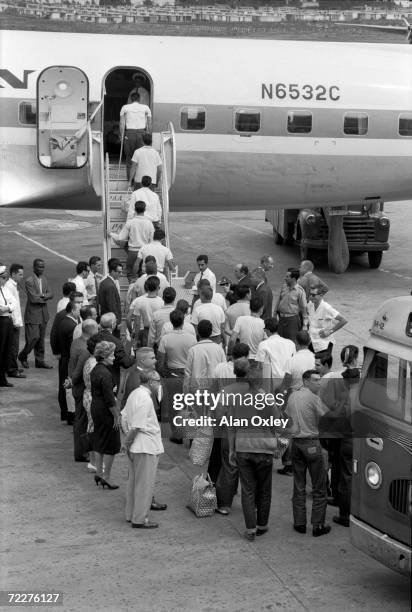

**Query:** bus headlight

left=365, top=462, right=382, bottom=489
left=378, top=216, right=390, bottom=228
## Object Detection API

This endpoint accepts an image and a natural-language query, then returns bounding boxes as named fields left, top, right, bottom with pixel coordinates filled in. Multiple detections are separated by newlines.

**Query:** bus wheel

left=273, top=228, right=284, bottom=245
left=368, top=251, right=382, bottom=269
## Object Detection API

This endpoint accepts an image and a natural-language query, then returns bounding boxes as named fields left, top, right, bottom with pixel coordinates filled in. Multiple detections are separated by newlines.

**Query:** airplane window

left=399, top=114, right=412, bottom=137
left=235, top=110, right=260, bottom=133
left=343, top=113, right=368, bottom=135
left=19, top=101, right=37, bottom=125
left=287, top=111, right=312, bottom=134
left=180, top=106, right=206, bottom=131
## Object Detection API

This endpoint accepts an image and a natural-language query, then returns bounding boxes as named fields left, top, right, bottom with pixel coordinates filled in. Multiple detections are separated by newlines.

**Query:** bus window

left=19, top=101, right=37, bottom=125
left=399, top=114, right=412, bottom=137
left=287, top=111, right=312, bottom=134
left=180, top=106, right=206, bottom=131
left=235, top=110, right=260, bottom=133
left=343, top=113, right=368, bottom=135
left=360, top=351, right=411, bottom=422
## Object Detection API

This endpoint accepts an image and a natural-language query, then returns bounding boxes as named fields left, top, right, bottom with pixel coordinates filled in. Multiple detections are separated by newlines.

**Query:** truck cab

left=266, top=202, right=390, bottom=270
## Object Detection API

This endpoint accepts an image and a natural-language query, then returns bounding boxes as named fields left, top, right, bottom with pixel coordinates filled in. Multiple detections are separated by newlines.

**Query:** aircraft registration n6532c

left=0, top=29, right=411, bottom=212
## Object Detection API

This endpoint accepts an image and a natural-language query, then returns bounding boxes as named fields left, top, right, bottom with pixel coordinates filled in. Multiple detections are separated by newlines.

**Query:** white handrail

left=167, top=121, right=177, bottom=185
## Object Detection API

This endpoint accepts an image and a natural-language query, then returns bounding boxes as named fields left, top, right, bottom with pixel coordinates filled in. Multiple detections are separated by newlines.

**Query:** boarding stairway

left=94, top=123, right=192, bottom=313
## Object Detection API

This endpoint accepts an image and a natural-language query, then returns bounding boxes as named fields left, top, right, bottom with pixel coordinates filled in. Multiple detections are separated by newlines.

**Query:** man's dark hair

left=108, top=258, right=122, bottom=273
left=238, top=264, right=249, bottom=275
left=197, top=319, right=212, bottom=339
left=145, top=262, right=157, bottom=276
left=232, top=342, right=249, bottom=360
left=196, top=254, right=208, bottom=264
left=250, top=296, right=263, bottom=313
left=234, top=285, right=250, bottom=301
left=176, top=299, right=189, bottom=315
left=76, top=261, right=89, bottom=275
left=233, top=357, right=250, bottom=379
left=80, top=306, right=94, bottom=321
left=145, top=255, right=156, bottom=263
left=302, top=369, right=318, bottom=382
left=130, top=92, right=140, bottom=102
left=296, top=331, right=310, bottom=346
left=288, top=267, right=300, bottom=281
left=162, top=287, right=176, bottom=304
left=264, top=318, right=278, bottom=334
left=197, top=279, right=211, bottom=290
left=33, top=258, right=44, bottom=267
left=144, top=276, right=160, bottom=292
left=89, top=256, right=101, bottom=267
left=170, top=309, right=184, bottom=329
left=141, top=175, right=152, bottom=187
left=66, top=291, right=84, bottom=312
left=135, top=201, right=146, bottom=214
left=87, top=334, right=99, bottom=355
left=62, top=281, right=76, bottom=297
left=199, top=286, right=213, bottom=301
left=142, top=133, right=152, bottom=146
left=10, top=263, right=23, bottom=275
left=154, top=228, right=165, bottom=241
left=316, top=355, right=333, bottom=369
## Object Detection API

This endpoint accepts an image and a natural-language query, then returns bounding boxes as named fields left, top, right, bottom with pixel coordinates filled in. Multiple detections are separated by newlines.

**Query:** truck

left=265, top=202, right=390, bottom=272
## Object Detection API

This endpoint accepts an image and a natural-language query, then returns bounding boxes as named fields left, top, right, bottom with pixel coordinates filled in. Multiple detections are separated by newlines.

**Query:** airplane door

left=37, top=66, right=89, bottom=168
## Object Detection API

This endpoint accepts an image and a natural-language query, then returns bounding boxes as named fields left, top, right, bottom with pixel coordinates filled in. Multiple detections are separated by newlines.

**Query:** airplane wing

left=335, top=19, right=412, bottom=42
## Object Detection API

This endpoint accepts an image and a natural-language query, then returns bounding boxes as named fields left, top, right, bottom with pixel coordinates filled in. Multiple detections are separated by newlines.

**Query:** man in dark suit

left=121, top=346, right=157, bottom=410
left=251, top=269, right=273, bottom=320
left=68, top=318, right=99, bottom=461
left=234, top=263, right=253, bottom=290
left=18, top=258, right=53, bottom=369
left=98, top=258, right=123, bottom=338
left=93, top=312, right=135, bottom=389
left=50, top=291, right=83, bottom=423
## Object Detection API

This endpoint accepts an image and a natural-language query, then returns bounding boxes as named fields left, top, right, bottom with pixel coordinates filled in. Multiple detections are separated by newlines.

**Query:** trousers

left=73, top=388, right=88, bottom=460
left=216, top=437, right=239, bottom=509
left=8, top=326, right=20, bottom=374
left=19, top=321, right=47, bottom=363
left=125, top=453, right=159, bottom=524
left=237, top=452, right=273, bottom=530
left=278, top=314, right=301, bottom=343
left=291, top=438, right=327, bottom=527
left=124, top=129, right=144, bottom=180
left=0, top=317, right=13, bottom=383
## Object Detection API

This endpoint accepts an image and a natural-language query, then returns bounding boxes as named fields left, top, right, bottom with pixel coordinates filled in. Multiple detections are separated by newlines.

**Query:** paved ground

left=0, top=203, right=411, bottom=611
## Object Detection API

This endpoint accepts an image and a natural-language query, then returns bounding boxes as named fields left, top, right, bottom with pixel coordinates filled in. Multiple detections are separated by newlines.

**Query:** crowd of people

left=0, top=246, right=359, bottom=539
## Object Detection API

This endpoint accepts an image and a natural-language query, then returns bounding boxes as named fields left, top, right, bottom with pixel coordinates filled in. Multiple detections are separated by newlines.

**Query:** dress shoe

left=75, top=457, right=89, bottom=463
left=7, top=372, right=26, bottom=379
left=35, top=362, right=53, bottom=369
left=18, top=357, right=29, bottom=369
left=244, top=531, right=256, bottom=542
left=18, top=368, right=24, bottom=373
left=67, top=415, right=74, bottom=426
left=256, top=527, right=269, bottom=536
left=215, top=507, right=229, bottom=516
left=169, top=437, right=183, bottom=445
left=312, top=525, right=331, bottom=537
left=277, top=466, right=293, bottom=476
left=333, top=515, right=350, bottom=527
left=150, top=501, right=167, bottom=511
left=0, top=381, right=13, bottom=387
left=293, top=525, right=307, bottom=534
left=132, top=521, right=158, bottom=529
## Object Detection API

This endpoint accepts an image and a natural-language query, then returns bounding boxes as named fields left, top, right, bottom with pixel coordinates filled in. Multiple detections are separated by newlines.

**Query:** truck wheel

left=273, top=228, right=284, bottom=245
left=368, top=251, right=382, bottom=269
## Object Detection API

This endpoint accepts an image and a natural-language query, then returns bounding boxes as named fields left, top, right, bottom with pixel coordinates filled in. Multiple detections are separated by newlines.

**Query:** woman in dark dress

left=91, top=341, right=121, bottom=489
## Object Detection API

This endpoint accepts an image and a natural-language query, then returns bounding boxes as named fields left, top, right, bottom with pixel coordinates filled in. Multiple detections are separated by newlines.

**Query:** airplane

left=336, top=17, right=412, bottom=44
left=0, top=28, right=411, bottom=217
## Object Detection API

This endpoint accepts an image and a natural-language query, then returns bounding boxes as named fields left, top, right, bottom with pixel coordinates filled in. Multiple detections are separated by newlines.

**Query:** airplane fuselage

left=0, top=30, right=411, bottom=210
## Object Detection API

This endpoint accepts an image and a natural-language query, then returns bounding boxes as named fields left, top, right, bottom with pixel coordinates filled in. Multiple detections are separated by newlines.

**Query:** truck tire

left=368, top=251, right=382, bottom=269
left=273, top=228, right=284, bottom=245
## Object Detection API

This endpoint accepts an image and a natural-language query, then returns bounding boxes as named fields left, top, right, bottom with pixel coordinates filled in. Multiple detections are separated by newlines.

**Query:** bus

left=350, top=296, right=412, bottom=576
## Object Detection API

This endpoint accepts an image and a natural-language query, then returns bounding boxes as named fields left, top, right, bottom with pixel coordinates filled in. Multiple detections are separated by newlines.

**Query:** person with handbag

left=121, top=369, right=166, bottom=529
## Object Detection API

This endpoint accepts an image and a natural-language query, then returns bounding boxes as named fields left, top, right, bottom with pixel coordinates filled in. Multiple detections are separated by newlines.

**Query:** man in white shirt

left=161, top=299, right=196, bottom=338
left=127, top=276, right=164, bottom=348
left=308, top=288, right=347, bottom=358
left=183, top=320, right=226, bottom=394
left=191, top=286, right=225, bottom=346
left=229, top=296, right=265, bottom=361
left=84, top=256, right=103, bottom=311
left=0, top=264, right=17, bottom=387
left=57, top=281, right=76, bottom=313
left=148, top=286, right=177, bottom=350
left=120, top=92, right=152, bottom=180
left=192, top=279, right=227, bottom=315
left=109, top=201, right=154, bottom=282
left=224, top=285, right=251, bottom=349
left=129, top=133, right=162, bottom=188
left=288, top=331, right=315, bottom=391
left=125, top=176, right=162, bottom=224
left=127, top=74, right=150, bottom=106
left=5, top=263, right=25, bottom=379
left=127, top=259, right=170, bottom=308
left=122, top=369, right=166, bottom=529
left=137, top=228, right=175, bottom=275
left=255, top=317, right=296, bottom=392
left=71, top=261, right=90, bottom=306
left=192, top=254, right=216, bottom=293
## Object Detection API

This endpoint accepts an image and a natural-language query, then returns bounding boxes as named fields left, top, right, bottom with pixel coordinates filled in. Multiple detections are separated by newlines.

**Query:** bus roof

left=368, top=296, right=412, bottom=351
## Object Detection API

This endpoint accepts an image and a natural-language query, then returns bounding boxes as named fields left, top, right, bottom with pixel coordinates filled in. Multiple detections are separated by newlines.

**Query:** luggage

left=188, top=426, right=213, bottom=466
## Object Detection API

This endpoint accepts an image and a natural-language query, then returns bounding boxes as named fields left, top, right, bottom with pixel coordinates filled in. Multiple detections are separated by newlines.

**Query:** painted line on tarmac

left=9, top=231, right=77, bottom=264
left=203, top=215, right=272, bottom=237
left=379, top=268, right=412, bottom=282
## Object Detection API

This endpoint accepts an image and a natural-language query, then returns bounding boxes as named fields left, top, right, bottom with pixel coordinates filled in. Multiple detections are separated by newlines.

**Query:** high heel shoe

left=100, top=478, right=119, bottom=490
left=94, top=475, right=102, bottom=486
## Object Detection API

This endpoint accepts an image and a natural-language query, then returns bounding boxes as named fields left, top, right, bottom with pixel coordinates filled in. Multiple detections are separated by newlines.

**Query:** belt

left=279, top=313, right=299, bottom=318
left=125, top=128, right=145, bottom=131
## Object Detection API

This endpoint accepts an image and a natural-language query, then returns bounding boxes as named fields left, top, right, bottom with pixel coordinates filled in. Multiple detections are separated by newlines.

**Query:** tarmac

left=0, top=203, right=411, bottom=611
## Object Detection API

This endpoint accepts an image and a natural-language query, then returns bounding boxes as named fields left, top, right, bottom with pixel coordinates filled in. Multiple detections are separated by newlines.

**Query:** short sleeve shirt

left=120, top=102, right=151, bottom=130
left=139, top=242, right=173, bottom=272
left=308, top=300, right=340, bottom=352
left=233, top=315, right=266, bottom=359
left=191, top=303, right=225, bottom=336
left=130, top=295, right=164, bottom=328
left=131, top=147, right=162, bottom=184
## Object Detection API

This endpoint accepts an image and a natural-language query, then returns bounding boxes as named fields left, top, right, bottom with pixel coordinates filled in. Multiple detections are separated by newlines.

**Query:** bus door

left=37, top=66, right=89, bottom=168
